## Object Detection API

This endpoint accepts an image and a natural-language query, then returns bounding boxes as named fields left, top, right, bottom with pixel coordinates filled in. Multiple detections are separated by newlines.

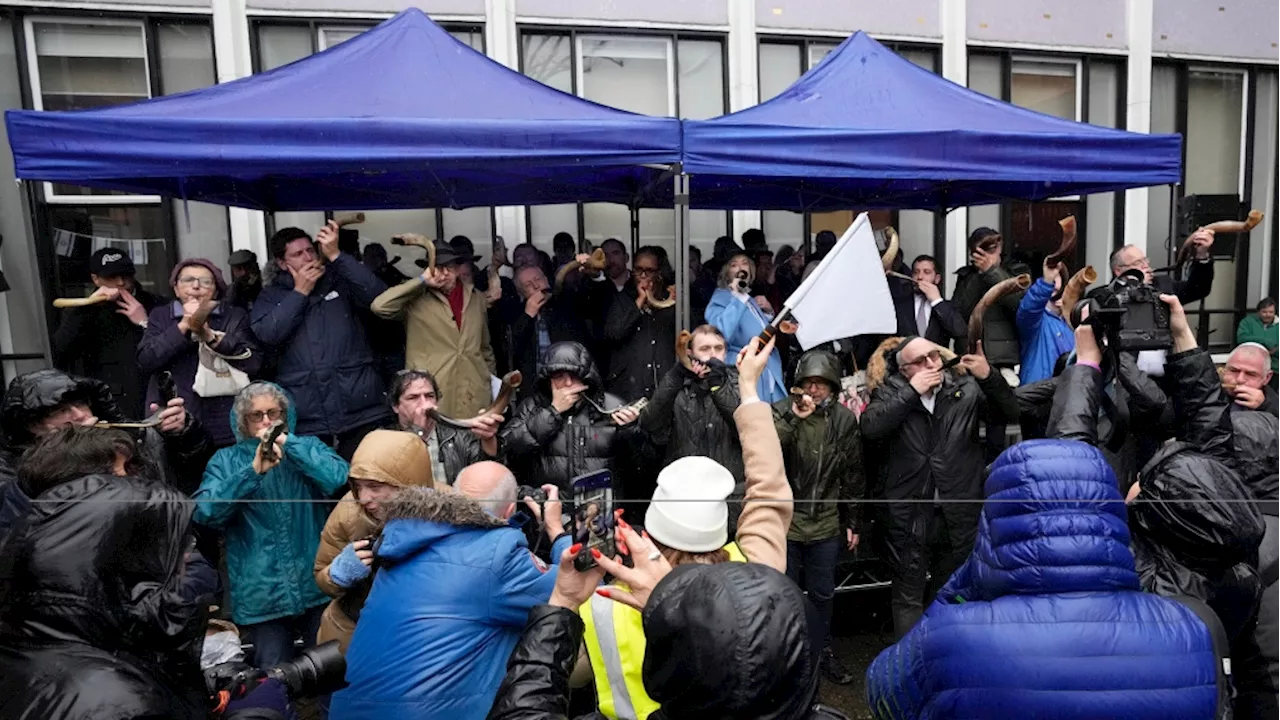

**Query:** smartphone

left=157, top=371, right=177, bottom=404
left=571, top=469, right=615, bottom=572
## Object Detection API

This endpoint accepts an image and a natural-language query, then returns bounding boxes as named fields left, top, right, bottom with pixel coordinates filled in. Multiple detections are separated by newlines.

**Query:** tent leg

left=630, top=207, right=640, bottom=255
left=673, top=171, right=691, bottom=336
left=1167, top=182, right=1179, bottom=266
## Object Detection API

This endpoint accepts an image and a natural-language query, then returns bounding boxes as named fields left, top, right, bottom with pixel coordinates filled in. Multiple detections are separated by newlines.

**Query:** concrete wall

left=517, top=0, right=728, bottom=26
left=1153, top=0, right=1279, bottom=60
left=246, top=0, right=484, bottom=15
left=755, top=0, right=939, bottom=39
left=968, top=0, right=1126, bottom=50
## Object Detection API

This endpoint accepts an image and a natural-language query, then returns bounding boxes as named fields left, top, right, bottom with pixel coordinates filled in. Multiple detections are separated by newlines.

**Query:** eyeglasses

left=245, top=408, right=284, bottom=423
left=633, top=267, right=661, bottom=277
left=900, top=349, right=942, bottom=369
left=177, top=276, right=217, bottom=288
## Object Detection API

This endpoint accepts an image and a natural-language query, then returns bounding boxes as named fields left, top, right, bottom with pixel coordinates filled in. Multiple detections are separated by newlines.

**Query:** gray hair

left=233, top=382, right=289, bottom=438
left=1231, top=342, right=1272, bottom=366
left=476, top=470, right=518, bottom=517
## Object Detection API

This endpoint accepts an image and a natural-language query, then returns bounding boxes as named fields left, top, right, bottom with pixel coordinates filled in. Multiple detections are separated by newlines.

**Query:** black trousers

left=884, top=499, right=981, bottom=639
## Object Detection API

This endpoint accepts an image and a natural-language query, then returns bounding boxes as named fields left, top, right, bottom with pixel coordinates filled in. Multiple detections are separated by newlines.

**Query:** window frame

left=518, top=25, right=732, bottom=251
left=1152, top=59, right=1267, bottom=351
left=23, top=15, right=160, bottom=205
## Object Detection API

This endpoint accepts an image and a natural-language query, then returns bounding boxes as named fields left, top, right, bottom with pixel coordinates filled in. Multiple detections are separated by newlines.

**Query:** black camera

left=518, top=485, right=548, bottom=504
left=266, top=641, right=347, bottom=698
left=1070, top=269, right=1172, bottom=352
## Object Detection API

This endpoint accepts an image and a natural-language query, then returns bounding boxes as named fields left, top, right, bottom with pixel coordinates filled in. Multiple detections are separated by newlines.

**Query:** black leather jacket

left=640, top=363, right=743, bottom=481
left=862, top=369, right=1020, bottom=501
left=951, top=260, right=1031, bottom=366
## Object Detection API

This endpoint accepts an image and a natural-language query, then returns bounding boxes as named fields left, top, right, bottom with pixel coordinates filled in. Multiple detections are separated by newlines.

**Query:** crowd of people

left=0, top=216, right=1274, bottom=720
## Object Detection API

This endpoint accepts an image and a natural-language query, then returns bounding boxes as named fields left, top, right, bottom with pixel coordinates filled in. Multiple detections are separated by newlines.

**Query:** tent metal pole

left=630, top=207, right=640, bottom=255
left=673, top=167, right=690, bottom=336
left=18, top=180, right=53, bottom=368
left=1167, top=182, right=1179, bottom=266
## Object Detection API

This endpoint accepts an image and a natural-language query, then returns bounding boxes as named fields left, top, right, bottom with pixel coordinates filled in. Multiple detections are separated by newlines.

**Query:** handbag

left=193, top=332, right=252, bottom=398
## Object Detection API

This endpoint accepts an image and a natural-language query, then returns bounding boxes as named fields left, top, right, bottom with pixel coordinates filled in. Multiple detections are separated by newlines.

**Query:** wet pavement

left=814, top=587, right=895, bottom=719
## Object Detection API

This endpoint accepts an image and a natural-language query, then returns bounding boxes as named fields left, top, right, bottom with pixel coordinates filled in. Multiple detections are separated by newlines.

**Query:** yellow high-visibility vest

left=580, top=542, right=747, bottom=720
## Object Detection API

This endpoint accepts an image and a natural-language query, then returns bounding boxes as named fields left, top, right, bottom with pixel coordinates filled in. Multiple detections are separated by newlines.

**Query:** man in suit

left=892, top=255, right=966, bottom=350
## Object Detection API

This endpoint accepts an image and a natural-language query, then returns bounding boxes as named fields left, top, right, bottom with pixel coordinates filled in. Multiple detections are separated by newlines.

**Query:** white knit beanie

left=644, top=456, right=736, bottom=553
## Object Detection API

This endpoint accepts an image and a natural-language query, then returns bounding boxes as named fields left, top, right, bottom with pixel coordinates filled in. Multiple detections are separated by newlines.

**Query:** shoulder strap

left=1170, top=594, right=1234, bottom=720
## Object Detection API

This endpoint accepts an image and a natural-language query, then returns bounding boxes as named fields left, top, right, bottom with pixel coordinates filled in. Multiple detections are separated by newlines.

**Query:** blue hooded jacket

left=867, top=439, right=1220, bottom=720
left=1015, top=278, right=1075, bottom=385
left=193, top=383, right=349, bottom=625
left=704, top=287, right=786, bottom=402
left=331, top=487, right=572, bottom=719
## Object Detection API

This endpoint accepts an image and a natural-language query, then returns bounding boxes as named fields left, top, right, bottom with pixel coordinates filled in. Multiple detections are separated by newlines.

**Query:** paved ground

left=815, top=588, right=896, bottom=719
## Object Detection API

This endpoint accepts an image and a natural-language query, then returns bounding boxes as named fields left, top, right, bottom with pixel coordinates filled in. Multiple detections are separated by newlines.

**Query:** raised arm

left=730, top=338, right=792, bottom=573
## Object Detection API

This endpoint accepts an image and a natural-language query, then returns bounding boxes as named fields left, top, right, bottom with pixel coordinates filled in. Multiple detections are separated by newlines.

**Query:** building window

left=22, top=15, right=220, bottom=313
left=520, top=29, right=728, bottom=257
left=252, top=21, right=494, bottom=258
left=26, top=18, right=153, bottom=202
left=759, top=39, right=940, bottom=268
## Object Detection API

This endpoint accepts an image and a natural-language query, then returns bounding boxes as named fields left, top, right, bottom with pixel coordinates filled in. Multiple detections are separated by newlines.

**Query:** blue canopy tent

left=680, top=31, right=1182, bottom=211
left=4, top=8, right=681, bottom=211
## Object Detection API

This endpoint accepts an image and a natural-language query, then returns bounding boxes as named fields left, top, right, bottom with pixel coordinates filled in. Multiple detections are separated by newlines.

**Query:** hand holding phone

left=571, top=470, right=615, bottom=572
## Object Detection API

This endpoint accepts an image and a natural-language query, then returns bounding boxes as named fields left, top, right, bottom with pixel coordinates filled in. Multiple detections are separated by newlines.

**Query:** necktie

left=916, top=297, right=930, bottom=337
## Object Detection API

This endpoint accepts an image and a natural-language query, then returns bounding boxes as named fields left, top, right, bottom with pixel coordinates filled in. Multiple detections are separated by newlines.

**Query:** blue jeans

left=786, top=537, right=840, bottom=652
left=245, top=604, right=325, bottom=669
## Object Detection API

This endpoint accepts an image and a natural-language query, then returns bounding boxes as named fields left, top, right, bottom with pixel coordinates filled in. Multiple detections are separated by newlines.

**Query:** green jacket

left=772, top=397, right=863, bottom=543
left=193, top=383, right=350, bottom=625
left=1236, top=314, right=1279, bottom=371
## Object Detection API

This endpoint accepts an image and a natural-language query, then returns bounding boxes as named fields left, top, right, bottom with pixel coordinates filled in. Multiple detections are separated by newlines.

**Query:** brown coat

left=370, top=278, right=496, bottom=418
left=313, top=429, right=435, bottom=652
left=731, top=400, right=793, bottom=573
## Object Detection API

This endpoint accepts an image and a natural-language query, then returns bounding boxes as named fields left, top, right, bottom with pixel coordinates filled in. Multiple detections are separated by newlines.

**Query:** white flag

left=786, top=213, right=897, bottom=350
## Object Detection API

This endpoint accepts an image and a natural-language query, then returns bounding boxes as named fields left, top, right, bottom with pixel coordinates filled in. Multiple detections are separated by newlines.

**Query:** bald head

left=455, top=461, right=519, bottom=518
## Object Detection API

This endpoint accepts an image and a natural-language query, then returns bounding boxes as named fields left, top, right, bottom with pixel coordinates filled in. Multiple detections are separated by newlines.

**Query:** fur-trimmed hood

left=865, top=336, right=967, bottom=392
left=375, top=486, right=510, bottom=564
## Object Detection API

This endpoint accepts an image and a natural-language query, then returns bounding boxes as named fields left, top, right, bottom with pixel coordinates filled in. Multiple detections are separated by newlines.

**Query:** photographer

left=861, top=336, right=1020, bottom=638
left=194, top=382, right=349, bottom=669
left=1049, top=296, right=1266, bottom=717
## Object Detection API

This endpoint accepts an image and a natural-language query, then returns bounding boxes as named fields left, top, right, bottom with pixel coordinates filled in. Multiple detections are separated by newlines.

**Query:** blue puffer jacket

left=1015, top=278, right=1075, bottom=385
left=867, top=439, right=1220, bottom=720
left=250, top=254, right=389, bottom=436
left=704, top=288, right=786, bottom=402
left=193, top=383, right=349, bottom=625
left=331, top=487, right=571, bottom=719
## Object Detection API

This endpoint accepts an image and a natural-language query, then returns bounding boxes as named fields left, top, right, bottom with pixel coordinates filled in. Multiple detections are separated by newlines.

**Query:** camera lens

left=267, top=640, right=346, bottom=699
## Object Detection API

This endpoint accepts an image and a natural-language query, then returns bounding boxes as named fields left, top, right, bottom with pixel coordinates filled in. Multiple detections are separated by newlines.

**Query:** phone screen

left=571, top=469, right=615, bottom=571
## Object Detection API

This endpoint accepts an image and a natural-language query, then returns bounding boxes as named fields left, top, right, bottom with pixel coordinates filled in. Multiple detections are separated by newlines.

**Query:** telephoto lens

left=266, top=641, right=347, bottom=699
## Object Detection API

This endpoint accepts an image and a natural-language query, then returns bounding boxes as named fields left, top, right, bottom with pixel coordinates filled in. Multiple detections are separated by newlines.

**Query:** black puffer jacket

left=1050, top=349, right=1265, bottom=643
left=487, top=563, right=848, bottom=720
left=0, top=370, right=213, bottom=495
left=861, top=351, right=1021, bottom=501
left=951, top=260, right=1030, bottom=366
left=501, top=342, right=637, bottom=494
left=0, top=474, right=209, bottom=719
left=1229, top=406, right=1279, bottom=517
left=640, top=362, right=743, bottom=481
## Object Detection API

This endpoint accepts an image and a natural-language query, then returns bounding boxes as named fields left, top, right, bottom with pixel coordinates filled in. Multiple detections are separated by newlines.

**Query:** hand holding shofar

left=1060, top=265, right=1098, bottom=330
left=1173, top=210, right=1264, bottom=266
left=1046, top=216, right=1077, bottom=270
left=644, top=285, right=676, bottom=309
left=391, top=233, right=437, bottom=273
left=966, top=274, right=1032, bottom=351
left=428, top=371, right=522, bottom=431
left=553, top=249, right=606, bottom=293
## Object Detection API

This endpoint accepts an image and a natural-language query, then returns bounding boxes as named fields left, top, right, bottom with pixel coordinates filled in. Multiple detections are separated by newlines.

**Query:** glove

left=702, top=358, right=729, bottom=390
left=328, top=542, right=372, bottom=588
